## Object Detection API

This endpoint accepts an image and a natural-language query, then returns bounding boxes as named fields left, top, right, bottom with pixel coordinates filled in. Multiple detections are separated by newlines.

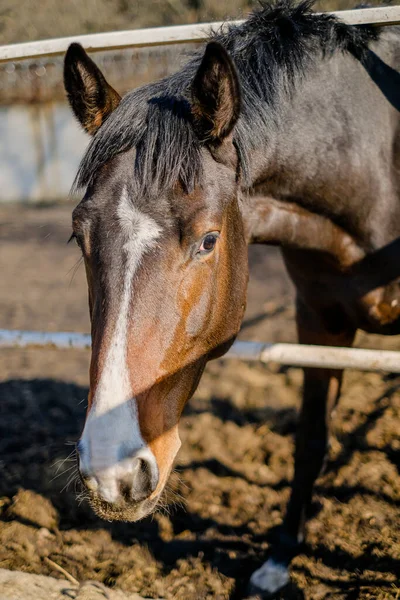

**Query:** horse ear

left=64, top=43, right=121, bottom=135
left=191, top=41, right=241, bottom=143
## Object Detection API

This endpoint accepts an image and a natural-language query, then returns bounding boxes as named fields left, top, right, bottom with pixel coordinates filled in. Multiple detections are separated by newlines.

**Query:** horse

left=64, top=1, right=400, bottom=596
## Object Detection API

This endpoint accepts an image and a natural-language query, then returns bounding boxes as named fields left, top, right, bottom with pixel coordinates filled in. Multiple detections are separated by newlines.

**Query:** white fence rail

left=1, top=330, right=399, bottom=372
left=1, top=6, right=400, bottom=64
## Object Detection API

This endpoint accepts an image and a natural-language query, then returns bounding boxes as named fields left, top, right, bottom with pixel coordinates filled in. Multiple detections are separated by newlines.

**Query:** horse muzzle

left=76, top=419, right=160, bottom=521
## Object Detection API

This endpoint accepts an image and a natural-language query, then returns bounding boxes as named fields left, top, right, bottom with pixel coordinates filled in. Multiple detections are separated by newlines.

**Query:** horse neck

left=240, top=48, right=400, bottom=250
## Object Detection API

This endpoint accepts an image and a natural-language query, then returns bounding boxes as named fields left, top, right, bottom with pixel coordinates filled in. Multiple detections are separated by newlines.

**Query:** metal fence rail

left=1, top=5, right=400, bottom=64
left=1, top=330, right=399, bottom=372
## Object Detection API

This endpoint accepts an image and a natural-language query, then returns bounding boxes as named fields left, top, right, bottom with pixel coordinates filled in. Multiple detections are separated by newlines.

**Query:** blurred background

left=0, top=0, right=394, bottom=204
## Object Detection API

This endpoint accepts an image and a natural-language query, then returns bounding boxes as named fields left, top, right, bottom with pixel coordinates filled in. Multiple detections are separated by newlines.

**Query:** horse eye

left=199, top=233, right=219, bottom=254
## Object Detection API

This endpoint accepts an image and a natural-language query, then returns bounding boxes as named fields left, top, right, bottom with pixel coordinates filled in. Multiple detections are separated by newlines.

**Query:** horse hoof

left=247, top=558, right=290, bottom=598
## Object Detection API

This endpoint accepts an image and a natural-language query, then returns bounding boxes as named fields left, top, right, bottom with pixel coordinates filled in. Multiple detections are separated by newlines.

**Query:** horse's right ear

left=64, top=43, right=121, bottom=135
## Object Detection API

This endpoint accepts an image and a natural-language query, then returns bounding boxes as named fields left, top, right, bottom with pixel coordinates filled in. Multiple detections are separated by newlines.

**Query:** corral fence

left=1, top=5, right=400, bottom=373
left=1, top=6, right=399, bottom=63
left=1, top=330, right=400, bottom=372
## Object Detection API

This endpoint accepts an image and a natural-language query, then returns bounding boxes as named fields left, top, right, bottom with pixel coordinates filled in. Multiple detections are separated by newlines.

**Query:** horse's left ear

left=64, top=43, right=121, bottom=135
left=191, top=41, right=241, bottom=144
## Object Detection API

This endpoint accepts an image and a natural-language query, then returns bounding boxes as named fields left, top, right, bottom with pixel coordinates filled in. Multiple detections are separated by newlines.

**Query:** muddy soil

left=0, top=204, right=399, bottom=599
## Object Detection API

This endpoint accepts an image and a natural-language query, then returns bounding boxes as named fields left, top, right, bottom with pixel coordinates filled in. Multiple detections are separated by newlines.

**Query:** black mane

left=74, top=0, right=378, bottom=197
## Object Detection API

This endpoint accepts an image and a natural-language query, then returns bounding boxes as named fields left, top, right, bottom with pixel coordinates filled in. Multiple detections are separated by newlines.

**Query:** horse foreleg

left=248, top=301, right=355, bottom=597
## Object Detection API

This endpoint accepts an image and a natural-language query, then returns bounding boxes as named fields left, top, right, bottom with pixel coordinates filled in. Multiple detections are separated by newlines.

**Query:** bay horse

left=64, top=1, right=400, bottom=596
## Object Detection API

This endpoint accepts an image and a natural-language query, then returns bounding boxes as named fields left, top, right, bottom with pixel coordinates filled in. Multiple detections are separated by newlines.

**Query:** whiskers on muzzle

left=86, top=489, right=160, bottom=522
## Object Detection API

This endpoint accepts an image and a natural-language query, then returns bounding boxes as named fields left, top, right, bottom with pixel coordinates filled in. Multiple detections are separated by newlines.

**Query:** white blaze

left=80, top=187, right=162, bottom=484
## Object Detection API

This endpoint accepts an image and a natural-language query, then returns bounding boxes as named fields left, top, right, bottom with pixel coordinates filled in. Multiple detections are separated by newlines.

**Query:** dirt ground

left=0, top=204, right=399, bottom=599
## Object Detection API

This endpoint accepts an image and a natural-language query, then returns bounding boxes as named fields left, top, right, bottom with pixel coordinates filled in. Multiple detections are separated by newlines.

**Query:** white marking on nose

left=80, top=186, right=162, bottom=486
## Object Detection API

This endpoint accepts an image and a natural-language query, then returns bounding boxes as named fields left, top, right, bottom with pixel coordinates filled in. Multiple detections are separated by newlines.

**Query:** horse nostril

left=130, top=456, right=158, bottom=502
left=139, top=457, right=150, bottom=476
left=115, top=458, right=157, bottom=503
left=119, top=479, right=133, bottom=502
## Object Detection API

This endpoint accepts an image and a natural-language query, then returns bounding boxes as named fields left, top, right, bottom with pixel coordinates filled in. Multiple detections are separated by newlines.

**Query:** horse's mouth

left=86, top=491, right=160, bottom=522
